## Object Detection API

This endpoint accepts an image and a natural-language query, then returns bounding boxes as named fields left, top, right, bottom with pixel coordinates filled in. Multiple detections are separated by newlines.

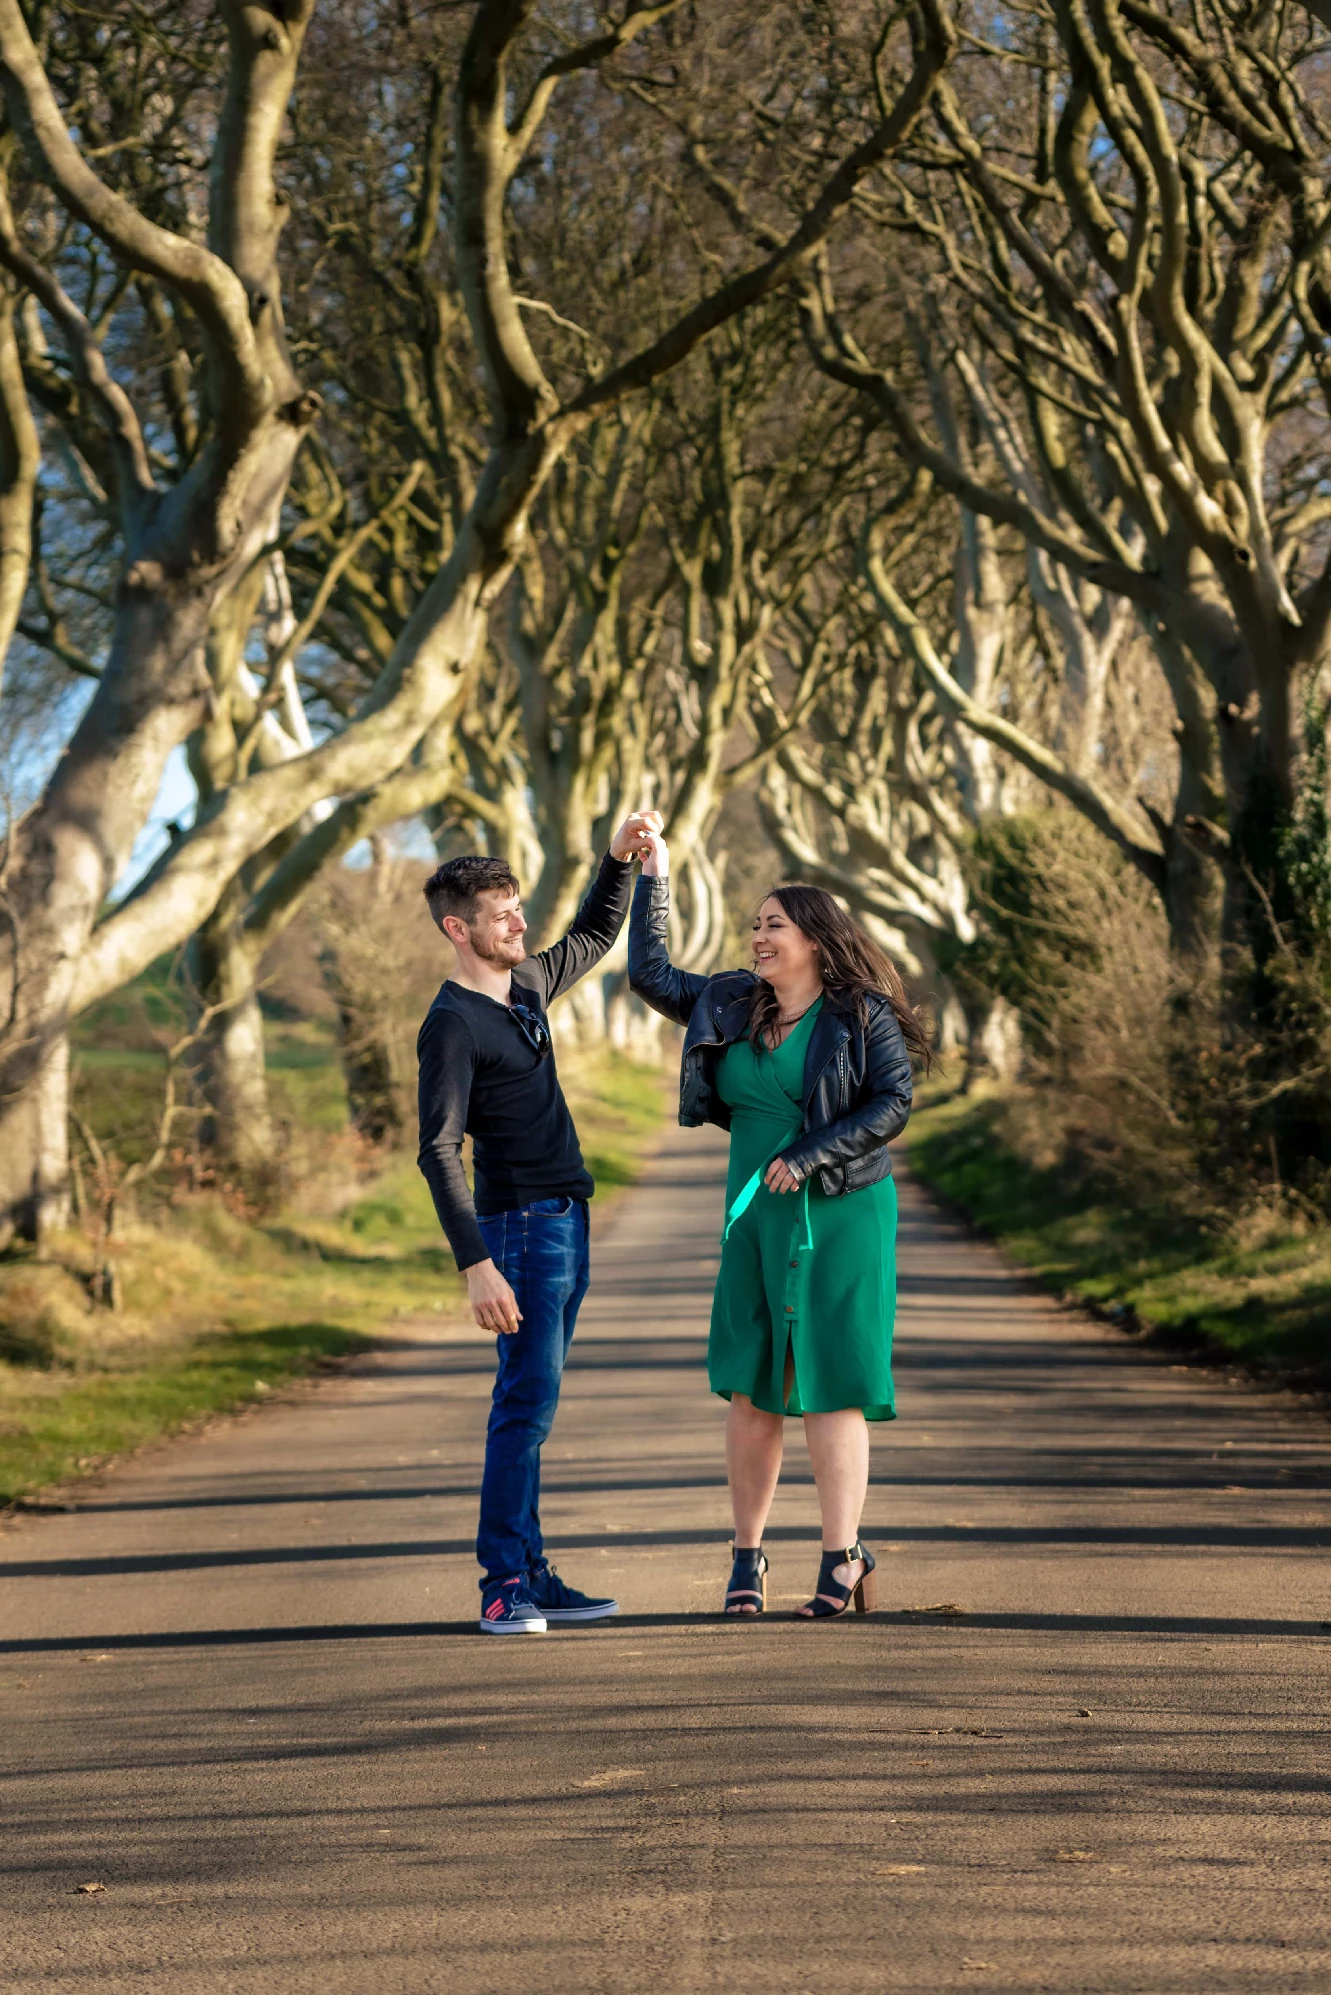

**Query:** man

left=417, top=815, right=660, bottom=1634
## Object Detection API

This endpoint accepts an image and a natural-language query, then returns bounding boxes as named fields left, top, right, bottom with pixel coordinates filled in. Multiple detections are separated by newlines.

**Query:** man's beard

left=470, top=927, right=526, bottom=967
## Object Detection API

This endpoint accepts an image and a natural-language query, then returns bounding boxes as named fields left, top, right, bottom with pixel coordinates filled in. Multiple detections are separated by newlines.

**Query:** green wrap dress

left=709, top=1000, right=898, bottom=1421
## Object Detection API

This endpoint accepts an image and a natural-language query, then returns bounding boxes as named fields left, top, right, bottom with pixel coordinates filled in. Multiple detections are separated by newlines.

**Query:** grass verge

left=0, top=1323, right=372, bottom=1510
left=0, top=1048, right=667, bottom=1510
left=905, top=1088, right=1331, bottom=1389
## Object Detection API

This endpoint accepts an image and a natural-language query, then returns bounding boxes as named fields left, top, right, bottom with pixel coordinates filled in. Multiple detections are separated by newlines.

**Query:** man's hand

left=466, top=1258, right=522, bottom=1335
left=764, top=1156, right=802, bottom=1195
left=610, top=809, right=664, bottom=863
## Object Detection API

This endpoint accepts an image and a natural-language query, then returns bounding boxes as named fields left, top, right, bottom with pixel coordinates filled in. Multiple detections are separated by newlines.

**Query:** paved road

left=2, top=1125, right=1329, bottom=1994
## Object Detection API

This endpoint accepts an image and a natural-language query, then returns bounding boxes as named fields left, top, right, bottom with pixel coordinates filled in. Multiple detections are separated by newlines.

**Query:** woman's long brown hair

left=747, top=883, right=933, bottom=1069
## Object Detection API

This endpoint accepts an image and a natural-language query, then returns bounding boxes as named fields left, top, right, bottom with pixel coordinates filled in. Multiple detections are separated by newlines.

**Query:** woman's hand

left=639, top=830, right=670, bottom=879
left=764, top=1156, right=802, bottom=1195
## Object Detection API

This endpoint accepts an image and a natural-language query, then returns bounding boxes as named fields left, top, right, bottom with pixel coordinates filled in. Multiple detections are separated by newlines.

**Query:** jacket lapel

left=800, top=1002, right=850, bottom=1104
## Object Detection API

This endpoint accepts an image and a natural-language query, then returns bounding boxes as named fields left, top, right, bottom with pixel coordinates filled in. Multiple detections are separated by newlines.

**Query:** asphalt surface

left=1, top=1123, right=1329, bottom=1994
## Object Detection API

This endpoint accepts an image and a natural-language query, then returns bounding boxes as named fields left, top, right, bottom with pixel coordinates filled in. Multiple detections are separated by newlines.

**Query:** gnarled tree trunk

left=187, top=882, right=277, bottom=1182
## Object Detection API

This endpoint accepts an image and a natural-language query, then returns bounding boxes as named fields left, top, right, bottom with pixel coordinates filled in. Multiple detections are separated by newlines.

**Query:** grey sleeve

left=416, top=1007, right=488, bottom=1271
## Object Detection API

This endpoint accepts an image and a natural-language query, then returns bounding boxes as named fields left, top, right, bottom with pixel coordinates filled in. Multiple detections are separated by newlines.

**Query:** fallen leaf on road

left=906, top=1603, right=964, bottom=1616
left=74, top=1882, right=106, bottom=1895
left=878, top=1864, right=927, bottom=1875
left=962, top=1960, right=999, bottom=1971
left=918, top=1727, right=1005, bottom=1738
left=1053, top=1850, right=1099, bottom=1863
left=79, top=1654, right=114, bottom=1664
left=577, top=1768, right=644, bottom=1789
left=1076, top=1707, right=1093, bottom=1718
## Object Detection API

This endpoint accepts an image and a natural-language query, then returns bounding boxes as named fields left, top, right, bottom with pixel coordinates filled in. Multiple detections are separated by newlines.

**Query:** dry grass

left=0, top=1042, right=668, bottom=1508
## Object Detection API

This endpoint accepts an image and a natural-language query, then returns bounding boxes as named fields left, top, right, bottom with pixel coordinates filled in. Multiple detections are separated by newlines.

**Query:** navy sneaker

left=478, top=1575, right=547, bottom=1635
left=527, top=1557, right=620, bottom=1624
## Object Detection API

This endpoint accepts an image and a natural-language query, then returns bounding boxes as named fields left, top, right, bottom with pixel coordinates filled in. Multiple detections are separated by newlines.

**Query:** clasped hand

left=609, top=809, right=665, bottom=864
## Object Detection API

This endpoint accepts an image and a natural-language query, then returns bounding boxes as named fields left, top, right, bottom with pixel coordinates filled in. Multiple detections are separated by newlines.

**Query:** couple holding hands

left=417, top=810, right=927, bottom=1634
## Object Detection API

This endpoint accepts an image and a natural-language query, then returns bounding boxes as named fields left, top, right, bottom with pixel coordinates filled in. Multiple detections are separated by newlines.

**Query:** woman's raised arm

left=628, top=837, right=712, bottom=1026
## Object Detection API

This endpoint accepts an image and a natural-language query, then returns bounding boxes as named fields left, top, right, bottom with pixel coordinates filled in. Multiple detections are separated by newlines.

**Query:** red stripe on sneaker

left=484, top=1599, right=505, bottom=1619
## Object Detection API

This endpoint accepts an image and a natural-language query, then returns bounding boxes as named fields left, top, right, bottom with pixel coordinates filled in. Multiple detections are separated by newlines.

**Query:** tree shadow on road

left=2, top=1608, right=1328, bottom=1654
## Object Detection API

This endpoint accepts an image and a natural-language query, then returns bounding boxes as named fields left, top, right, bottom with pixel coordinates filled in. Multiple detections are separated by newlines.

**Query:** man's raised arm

left=528, top=811, right=661, bottom=1007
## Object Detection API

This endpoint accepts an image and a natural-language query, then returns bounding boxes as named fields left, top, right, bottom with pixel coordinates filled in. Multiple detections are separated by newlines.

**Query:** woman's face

left=751, top=897, right=821, bottom=986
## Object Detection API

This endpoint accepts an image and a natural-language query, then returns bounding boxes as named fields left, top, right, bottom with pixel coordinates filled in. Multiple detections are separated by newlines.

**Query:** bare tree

left=795, top=0, right=1331, bottom=964
left=0, top=0, right=956, bottom=1241
left=0, top=0, right=320, bottom=1238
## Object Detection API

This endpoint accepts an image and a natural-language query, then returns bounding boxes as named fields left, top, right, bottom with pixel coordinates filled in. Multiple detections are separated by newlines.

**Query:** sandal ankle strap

left=819, top=1543, right=863, bottom=1569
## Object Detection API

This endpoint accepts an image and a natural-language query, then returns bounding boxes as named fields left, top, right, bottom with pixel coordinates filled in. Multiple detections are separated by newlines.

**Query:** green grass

left=264, top=1020, right=359, bottom=1132
left=905, top=1089, right=1331, bottom=1386
left=0, top=1037, right=667, bottom=1509
left=0, top=1323, right=371, bottom=1507
left=0, top=1201, right=463, bottom=1507
left=558, top=1045, right=667, bottom=1190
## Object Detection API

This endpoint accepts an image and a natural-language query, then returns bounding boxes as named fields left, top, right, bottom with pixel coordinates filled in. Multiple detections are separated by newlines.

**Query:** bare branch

left=235, top=461, right=428, bottom=775
left=0, top=0, right=268, bottom=431
left=0, top=178, right=155, bottom=508
left=508, top=4, right=690, bottom=166
left=864, top=526, right=1168, bottom=888
left=0, top=269, right=35, bottom=692
left=566, top=0, right=958, bottom=420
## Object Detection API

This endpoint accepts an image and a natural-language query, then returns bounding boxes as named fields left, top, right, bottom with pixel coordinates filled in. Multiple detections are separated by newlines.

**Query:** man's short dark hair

left=423, top=854, right=520, bottom=932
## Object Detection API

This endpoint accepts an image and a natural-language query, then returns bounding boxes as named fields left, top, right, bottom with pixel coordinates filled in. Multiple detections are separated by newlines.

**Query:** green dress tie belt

left=723, top=1150, right=814, bottom=1253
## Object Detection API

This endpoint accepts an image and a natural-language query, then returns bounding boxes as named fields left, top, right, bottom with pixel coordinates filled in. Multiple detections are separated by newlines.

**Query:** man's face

left=453, top=888, right=527, bottom=967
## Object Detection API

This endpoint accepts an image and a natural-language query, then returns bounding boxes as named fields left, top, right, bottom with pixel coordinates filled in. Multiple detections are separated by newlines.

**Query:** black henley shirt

left=415, top=852, right=633, bottom=1269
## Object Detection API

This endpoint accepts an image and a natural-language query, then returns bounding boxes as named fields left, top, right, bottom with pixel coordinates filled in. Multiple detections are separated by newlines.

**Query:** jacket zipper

left=803, top=1022, right=848, bottom=1103
left=797, top=1022, right=850, bottom=1142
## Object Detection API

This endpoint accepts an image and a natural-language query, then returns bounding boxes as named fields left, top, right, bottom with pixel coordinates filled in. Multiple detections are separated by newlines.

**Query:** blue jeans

left=475, top=1197, right=590, bottom=1587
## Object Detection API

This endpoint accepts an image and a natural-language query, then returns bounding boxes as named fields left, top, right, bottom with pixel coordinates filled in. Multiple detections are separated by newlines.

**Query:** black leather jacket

left=628, top=877, right=913, bottom=1195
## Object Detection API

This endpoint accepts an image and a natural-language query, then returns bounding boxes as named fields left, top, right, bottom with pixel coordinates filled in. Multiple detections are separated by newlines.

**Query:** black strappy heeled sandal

left=724, top=1545, right=769, bottom=1615
left=798, top=1541, right=878, bottom=1618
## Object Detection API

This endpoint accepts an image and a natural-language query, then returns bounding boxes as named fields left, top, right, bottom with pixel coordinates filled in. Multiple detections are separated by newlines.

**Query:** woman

left=628, top=835, right=929, bottom=1618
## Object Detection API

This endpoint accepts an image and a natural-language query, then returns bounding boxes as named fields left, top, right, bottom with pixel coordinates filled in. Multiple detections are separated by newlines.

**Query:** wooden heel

left=800, top=1542, right=878, bottom=1618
